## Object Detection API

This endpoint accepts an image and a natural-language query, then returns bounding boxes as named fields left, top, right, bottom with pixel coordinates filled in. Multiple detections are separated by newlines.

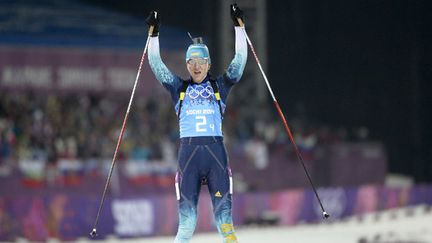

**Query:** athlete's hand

left=230, top=4, right=244, bottom=27
left=146, top=11, right=160, bottom=36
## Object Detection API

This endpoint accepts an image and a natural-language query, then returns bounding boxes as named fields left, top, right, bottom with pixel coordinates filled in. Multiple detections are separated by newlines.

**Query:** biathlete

left=146, top=4, right=247, bottom=243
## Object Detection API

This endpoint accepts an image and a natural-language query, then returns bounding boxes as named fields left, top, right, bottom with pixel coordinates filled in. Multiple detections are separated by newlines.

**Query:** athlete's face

left=187, top=58, right=210, bottom=83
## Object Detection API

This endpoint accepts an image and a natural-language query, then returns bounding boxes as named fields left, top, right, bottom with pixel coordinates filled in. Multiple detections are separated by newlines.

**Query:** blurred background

left=0, top=0, right=431, bottom=242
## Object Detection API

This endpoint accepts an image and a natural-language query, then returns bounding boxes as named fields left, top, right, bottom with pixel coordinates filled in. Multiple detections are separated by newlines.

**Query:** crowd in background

left=0, top=91, right=371, bottom=179
left=0, top=93, right=173, bottom=164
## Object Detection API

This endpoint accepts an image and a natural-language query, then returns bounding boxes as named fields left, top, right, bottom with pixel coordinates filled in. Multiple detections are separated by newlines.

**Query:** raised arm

left=146, top=11, right=176, bottom=87
left=225, top=4, right=248, bottom=83
left=225, top=27, right=248, bottom=82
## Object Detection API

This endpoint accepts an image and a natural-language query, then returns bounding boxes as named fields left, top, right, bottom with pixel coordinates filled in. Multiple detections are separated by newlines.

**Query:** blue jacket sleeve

left=224, top=26, right=248, bottom=83
left=218, top=26, right=248, bottom=102
left=148, top=36, right=182, bottom=100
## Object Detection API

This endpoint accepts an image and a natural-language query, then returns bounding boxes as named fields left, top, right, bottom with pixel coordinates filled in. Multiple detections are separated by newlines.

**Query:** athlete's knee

left=219, top=223, right=238, bottom=243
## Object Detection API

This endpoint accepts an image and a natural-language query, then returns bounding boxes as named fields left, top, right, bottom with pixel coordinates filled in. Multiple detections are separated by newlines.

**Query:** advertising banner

left=0, top=47, right=186, bottom=95
left=1, top=184, right=431, bottom=241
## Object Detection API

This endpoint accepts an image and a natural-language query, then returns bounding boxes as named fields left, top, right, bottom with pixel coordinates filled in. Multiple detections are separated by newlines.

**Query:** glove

left=145, top=11, right=160, bottom=36
left=230, top=3, right=244, bottom=27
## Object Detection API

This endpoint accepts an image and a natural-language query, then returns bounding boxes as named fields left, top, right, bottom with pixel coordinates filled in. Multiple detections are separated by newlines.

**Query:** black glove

left=230, top=3, right=244, bottom=26
left=145, top=11, right=160, bottom=36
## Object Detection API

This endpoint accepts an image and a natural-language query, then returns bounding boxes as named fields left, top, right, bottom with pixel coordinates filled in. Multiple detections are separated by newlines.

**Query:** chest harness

left=177, top=79, right=223, bottom=118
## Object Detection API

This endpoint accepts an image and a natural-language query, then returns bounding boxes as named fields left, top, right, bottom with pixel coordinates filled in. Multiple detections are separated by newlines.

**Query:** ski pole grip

left=237, top=18, right=244, bottom=27
left=148, top=25, right=155, bottom=36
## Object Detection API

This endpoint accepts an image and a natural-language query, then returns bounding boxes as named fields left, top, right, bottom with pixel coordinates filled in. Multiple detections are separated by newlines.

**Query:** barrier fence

left=0, top=184, right=431, bottom=241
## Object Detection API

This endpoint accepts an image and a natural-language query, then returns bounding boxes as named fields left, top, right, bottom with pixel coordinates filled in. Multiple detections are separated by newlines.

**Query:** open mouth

left=194, top=71, right=201, bottom=75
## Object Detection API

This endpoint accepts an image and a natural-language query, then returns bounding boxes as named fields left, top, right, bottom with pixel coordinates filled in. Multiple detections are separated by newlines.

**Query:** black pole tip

left=90, top=228, right=97, bottom=238
left=323, top=211, right=330, bottom=219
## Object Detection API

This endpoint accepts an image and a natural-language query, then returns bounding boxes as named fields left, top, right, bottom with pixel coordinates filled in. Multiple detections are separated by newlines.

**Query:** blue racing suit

left=148, top=26, right=247, bottom=243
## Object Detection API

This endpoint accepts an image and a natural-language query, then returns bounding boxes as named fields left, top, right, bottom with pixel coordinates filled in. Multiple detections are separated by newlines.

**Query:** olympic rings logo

left=187, top=85, right=214, bottom=99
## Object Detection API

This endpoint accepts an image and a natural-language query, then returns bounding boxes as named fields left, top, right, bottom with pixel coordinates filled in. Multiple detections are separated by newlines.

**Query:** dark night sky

left=83, top=0, right=431, bottom=182
left=266, top=1, right=431, bottom=181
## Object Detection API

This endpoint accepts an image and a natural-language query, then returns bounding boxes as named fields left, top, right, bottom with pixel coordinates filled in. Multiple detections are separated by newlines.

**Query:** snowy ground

left=14, top=205, right=432, bottom=243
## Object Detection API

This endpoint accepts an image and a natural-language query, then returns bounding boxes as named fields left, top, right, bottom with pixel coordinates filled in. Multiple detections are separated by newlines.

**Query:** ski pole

left=237, top=18, right=329, bottom=219
left=90, top=26, right=154, bottom=237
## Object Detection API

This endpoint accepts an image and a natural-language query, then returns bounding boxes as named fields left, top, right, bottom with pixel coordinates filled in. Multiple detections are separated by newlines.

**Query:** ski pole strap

left=177, top=79, right=223, bottom=119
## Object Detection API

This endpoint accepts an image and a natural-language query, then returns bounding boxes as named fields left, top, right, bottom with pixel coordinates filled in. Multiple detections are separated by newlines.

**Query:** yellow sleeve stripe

left=180, top=92, right=185, bottom=100
left=215, top=93, right=221, bottom=100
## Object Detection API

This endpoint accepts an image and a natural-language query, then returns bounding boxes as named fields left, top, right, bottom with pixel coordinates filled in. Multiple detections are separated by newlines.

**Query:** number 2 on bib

left=196, top=115, right=207, bottom=132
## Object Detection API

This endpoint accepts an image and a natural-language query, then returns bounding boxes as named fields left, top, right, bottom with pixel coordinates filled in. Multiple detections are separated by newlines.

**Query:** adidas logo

left=215, top=191, right=222, bottom=197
